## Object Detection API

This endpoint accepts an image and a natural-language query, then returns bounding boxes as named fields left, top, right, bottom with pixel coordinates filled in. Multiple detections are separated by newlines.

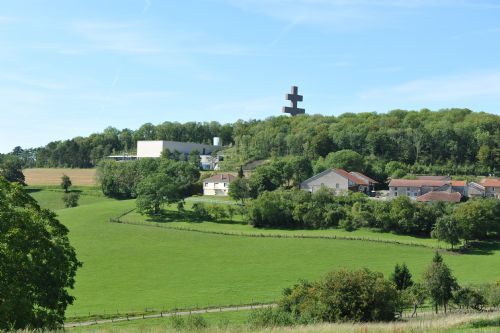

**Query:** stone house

left=300, top=169, right=378, bottom=195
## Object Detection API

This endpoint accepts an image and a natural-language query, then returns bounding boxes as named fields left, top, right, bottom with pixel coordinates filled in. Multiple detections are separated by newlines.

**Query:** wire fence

left=110, top=209, right=445, bottom=250
left=66, top=300, right=277, bottom=323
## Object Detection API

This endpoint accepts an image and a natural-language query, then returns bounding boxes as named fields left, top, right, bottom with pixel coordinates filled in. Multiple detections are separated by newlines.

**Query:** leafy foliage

left=0, top=155, right=25, bottom=184
left=62, top=192, right=80, bottom=208
left=135, top=160, right=200, bottom=215
left=422, top=252, right=459, bottom=313
left=391, top=263, right=414, bottom=291
left=278, top=268, right=398, bottom=324
left=0, top=177, right=81, bottom=330
left=60, top=174, right=72, bottom=193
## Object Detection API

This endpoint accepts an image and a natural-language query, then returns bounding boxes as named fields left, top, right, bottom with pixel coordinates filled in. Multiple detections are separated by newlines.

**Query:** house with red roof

left=388, top=179, right=451, bottom=198
left=300, top=169, right=378, bottom=195
left=416, top=191, right=462, bottom=203
left=481, top=178, right=500, bottom=199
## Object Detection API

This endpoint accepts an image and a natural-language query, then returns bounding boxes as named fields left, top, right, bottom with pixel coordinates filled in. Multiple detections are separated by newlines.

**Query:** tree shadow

left=25, top=188, right=42, bottom=194
left=458, top=241, right=500, bottom=256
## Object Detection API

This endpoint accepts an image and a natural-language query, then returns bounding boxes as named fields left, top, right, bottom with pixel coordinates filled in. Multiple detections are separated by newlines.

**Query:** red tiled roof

left=451, top=180, right=466, bottom=187
left=389, top=179, right=449, bottom=188
left=480, top=178, right=500, bottom=187
left=204, top=173, right=236, bottom=183
left=416, top=191, right=461, bottom=203
left=350, top=171, right=379, bottom=184
left=334, top=169, right=366, bottom=185
left=416, top=175, right=450, bottom=181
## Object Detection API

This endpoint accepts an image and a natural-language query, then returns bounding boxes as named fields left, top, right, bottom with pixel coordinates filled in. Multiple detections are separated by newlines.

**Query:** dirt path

left=64, top=303, right=276, bottom=328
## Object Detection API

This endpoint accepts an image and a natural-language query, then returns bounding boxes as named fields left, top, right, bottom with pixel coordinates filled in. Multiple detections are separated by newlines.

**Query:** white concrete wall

left=137, top=141, right=218, bottom=158
left=301, top=170, right=350, bottom=193
left=137, top=141, right=165, bottom=158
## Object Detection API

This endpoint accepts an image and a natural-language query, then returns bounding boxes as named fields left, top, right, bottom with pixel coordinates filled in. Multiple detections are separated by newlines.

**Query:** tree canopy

left=0, top=177, right=81, bottom=330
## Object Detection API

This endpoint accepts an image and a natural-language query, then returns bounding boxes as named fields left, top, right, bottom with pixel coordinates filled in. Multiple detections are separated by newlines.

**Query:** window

left=335, top=183, right=339, bottom=189
left=204, top=182, right=208, bottom=187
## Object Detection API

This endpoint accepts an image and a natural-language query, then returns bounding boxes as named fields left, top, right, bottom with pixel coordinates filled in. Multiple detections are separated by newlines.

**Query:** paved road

left=64, top=303, right=276, bottom=328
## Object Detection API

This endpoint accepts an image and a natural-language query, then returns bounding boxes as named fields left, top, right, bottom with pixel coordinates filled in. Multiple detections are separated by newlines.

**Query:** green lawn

left=53, top=199, right=500, bottom=318
left=27, top=185, right=113, bottom=211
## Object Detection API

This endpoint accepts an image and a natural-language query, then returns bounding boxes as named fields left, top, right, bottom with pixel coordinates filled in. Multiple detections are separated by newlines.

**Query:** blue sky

left=1, top=0, right=500, bottom=153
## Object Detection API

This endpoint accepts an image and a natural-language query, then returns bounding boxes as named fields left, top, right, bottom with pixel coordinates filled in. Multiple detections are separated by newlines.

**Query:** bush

left=453, top=287, right=486, bottom=310
left=192, top=202, right=210, bottom=220
left=169, top=314, right=185, bottom=330
left=62, top=192, right=80, bottom=208
left=185, top=314, right=208, bottom=330
left=206, top=204, right=228, bottom=222
left=247, top=307, right=296, bottom=328
left=275, top=268, right=399, bottom=325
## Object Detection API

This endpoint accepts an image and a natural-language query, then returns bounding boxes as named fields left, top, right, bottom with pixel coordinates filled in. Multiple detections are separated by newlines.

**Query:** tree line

left=2, top=108, right=498, bottom=174
left=244, top=187, right=500, bottom=247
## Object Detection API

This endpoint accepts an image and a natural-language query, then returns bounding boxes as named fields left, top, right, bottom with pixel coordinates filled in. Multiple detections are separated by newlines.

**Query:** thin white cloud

left=0, top=16, right=14, bottom=24
left=72, top=20, right=161, bottom=54
left=142, top=0, right=152, bottom=15
left=0, top=72, right=67, bottom=90
left=360, top=70, right=500, bottom=104
left=223, top=0, right=500, bottom=28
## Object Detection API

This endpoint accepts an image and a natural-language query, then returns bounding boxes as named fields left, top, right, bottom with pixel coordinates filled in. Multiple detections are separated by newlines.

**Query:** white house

left=203, top=173, right=236, bottom=196
left=300, top=169, right=378, bottom=195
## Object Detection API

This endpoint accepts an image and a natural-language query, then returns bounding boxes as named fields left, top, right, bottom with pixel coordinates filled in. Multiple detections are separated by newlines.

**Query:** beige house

left=203, top=174, right=236, bottom=196
left=481, top=178, right=500, bottom=198
left=300, top=169, right=378, bottom=195
left=388, top=179, right=451, bottom=198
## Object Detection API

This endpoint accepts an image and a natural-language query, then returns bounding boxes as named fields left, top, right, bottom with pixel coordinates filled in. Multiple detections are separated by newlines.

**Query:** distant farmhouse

left=109, top=137, right=223, bottom=170
left=203, top=173, right=236, bottom=196
left=388, top=176, right=500, bottom=202
left=300, top=169, right=378, bottom=195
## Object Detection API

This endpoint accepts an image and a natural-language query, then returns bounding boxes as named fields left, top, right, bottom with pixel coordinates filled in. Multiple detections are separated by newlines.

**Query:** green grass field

left=121, top=207, right=442, bottom=248
left=27, top=185, right=113, bottom=211
left=26, top=187, right=500, bottom=319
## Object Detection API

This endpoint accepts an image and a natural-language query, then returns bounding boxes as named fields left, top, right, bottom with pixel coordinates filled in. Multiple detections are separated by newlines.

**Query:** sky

left=1, top=0, right=500, bottom=153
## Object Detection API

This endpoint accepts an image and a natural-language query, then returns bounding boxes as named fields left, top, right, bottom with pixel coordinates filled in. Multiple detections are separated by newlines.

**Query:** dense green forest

left=2, top=108, right=499, bottom=174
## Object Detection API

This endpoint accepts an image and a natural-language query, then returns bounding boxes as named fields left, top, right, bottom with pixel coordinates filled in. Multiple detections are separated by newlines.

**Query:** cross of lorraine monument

left=282, top=86, right=305, bottom=116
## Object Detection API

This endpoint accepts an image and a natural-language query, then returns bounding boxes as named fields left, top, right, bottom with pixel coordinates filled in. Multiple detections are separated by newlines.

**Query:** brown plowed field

left=24, top=168, right=97, bottom=186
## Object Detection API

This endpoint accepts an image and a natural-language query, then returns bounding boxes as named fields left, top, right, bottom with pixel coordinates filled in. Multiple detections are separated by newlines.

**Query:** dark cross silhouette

left=282, top=86, right=305, bottom=116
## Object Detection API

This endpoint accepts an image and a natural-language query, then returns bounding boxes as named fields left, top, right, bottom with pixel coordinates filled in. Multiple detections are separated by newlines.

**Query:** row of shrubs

left=245, top=187, right=500, bottom=243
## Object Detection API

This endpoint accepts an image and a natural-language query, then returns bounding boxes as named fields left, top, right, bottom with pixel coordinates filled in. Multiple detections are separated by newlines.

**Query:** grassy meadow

left=68, top=312, right=500, bottom=333
left=39, top=194, right=497, bottom=318
left=22, top=185, right=500, bottom=321
left=26, top=185, right=112, bottom=211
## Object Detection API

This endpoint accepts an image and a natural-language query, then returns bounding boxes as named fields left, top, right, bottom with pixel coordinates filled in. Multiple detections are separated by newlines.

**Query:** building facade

left=300, top=169, right=378, bottom=195
left=203, top=174, right=236, bottom=196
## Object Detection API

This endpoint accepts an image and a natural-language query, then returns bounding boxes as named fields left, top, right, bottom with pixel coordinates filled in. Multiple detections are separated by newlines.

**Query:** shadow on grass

left=142, top=210, right=247, bottom=225
left=25, top=188, right=42, bottom=193
left=459, top=241, right=500, bottom=256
